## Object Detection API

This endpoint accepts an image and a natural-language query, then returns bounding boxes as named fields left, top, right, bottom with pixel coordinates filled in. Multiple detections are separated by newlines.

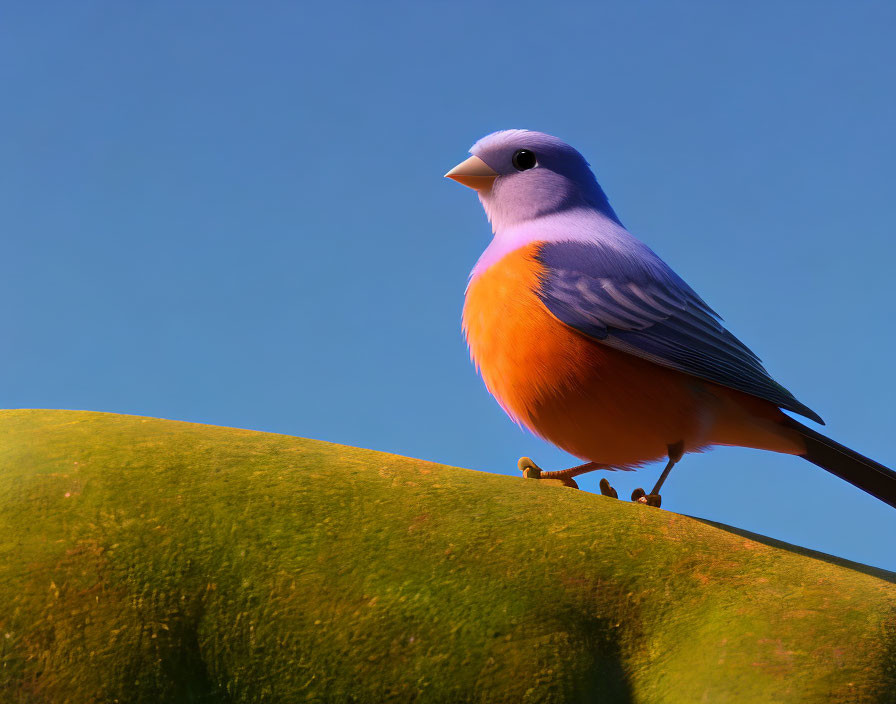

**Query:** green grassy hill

left=1, top=410, right=894, bottom=703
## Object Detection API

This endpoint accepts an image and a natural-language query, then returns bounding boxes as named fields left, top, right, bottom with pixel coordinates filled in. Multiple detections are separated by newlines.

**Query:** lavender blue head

left=447, top=130, right=620, bottom=231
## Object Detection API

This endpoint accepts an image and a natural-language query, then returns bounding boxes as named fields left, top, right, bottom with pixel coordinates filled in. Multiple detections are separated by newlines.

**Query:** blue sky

left=2, top=1, right=895, bottom=571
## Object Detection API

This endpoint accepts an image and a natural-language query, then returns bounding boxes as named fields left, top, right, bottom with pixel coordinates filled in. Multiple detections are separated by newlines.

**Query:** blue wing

left=535, top=240, right=823, bottom=424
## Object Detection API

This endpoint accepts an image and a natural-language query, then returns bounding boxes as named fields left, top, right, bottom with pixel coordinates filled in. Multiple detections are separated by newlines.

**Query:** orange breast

left=462, top=243, right=803, bottom=467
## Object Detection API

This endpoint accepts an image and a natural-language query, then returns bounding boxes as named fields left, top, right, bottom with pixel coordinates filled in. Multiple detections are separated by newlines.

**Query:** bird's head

left=445, top=129, right=618, bottom=230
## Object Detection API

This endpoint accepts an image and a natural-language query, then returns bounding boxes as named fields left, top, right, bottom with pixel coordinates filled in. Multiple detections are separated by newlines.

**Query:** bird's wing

left=535, top=240, right=823, bottom=423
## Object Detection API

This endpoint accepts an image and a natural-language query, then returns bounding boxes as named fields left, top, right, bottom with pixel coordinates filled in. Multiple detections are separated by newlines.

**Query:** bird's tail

left=783, top=418, right=896, bottom=509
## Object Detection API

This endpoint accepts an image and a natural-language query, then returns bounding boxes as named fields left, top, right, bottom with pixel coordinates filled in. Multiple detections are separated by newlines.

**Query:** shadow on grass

left=575, top=614, right=636, bottom=704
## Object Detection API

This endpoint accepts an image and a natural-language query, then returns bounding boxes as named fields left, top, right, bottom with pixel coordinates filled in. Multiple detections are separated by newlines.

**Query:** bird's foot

left=631, top=488, right=661, bottom=508
left=518, top=457, right=579, bottom=489
left=518, top=456, right=543, bottom=479
left=599, top=478, right=618, bottom=499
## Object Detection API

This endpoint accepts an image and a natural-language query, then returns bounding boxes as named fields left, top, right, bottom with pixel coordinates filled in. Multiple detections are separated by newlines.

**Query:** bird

left=445, top=129, right=896, bottom=509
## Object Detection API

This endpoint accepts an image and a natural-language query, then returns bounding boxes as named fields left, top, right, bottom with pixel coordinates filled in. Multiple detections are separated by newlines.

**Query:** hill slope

left=0, top=409, right=894, bottom=703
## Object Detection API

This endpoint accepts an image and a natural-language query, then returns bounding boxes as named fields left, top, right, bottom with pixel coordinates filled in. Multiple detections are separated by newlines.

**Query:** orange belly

left=462, top=243, right=803, bottom=467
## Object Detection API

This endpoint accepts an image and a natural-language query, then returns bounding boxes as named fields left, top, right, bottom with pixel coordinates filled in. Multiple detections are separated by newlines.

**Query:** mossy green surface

left=1, top=409, right=894, bottom=703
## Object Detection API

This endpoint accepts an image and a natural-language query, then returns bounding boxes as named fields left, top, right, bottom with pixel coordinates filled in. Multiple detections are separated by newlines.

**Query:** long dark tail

left=784, top=418, right=896, bottom=509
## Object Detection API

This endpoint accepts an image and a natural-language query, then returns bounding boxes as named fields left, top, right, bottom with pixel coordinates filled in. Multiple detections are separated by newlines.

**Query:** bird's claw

left=518, top=457, right=579, bottom=489
left=518, top=456, right=542, bottom=478
left=631, top=488, right=661, bottom=508
left=599, top=478, right=618, bottom=499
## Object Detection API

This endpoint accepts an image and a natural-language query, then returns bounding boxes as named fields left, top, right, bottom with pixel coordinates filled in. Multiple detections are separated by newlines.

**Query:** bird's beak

left=444, top=155, right=498, bottom=191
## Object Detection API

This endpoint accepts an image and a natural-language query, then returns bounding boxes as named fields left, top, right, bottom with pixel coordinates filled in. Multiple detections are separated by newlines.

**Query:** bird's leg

left=631, top=441, right=685, bottom=508
left=518, top=457, right=614, bottom=494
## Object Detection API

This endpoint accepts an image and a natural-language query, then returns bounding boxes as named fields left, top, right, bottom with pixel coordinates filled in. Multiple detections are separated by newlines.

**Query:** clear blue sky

left=2, top=1, right=894, bottom=570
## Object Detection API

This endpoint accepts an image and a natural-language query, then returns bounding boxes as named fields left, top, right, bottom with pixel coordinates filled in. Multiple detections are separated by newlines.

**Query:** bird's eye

left=512, top=149, right=537, bottom=171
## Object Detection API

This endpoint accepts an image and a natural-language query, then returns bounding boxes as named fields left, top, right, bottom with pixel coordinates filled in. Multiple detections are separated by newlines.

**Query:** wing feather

left=535, top=240, right=823, bottom=424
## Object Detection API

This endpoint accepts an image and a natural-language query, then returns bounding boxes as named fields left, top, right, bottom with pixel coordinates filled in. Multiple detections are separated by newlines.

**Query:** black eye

left=512, top=149, right=537, bottom=171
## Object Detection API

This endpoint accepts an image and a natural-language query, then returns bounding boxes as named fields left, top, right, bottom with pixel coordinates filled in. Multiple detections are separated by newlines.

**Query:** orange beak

left=445, top=155, right=498, bottom=191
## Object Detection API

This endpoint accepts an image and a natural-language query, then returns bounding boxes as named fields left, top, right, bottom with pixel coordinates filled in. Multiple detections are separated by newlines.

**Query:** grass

left=1, top=409, right=894, bottom=703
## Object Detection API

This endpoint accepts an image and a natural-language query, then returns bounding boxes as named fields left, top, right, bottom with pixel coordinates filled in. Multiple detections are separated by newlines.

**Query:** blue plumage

left=535, top=240, right=824, bottom=424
